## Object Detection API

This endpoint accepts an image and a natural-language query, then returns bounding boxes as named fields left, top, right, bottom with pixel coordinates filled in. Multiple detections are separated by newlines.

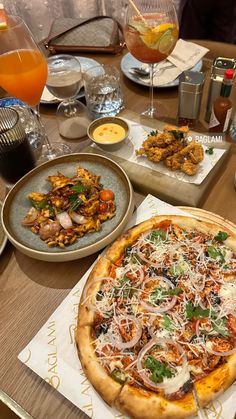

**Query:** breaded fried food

left=181, top=160, right=198, bottom=176
left=136, top=126, right=204, bottom=176
left=179, top=141, right=204, bottom=164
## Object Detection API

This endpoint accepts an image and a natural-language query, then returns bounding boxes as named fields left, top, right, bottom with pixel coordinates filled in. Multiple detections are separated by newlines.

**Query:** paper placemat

left=18, top=195, right=236, bottom=419
left=91, top=119, right=225, bottom=185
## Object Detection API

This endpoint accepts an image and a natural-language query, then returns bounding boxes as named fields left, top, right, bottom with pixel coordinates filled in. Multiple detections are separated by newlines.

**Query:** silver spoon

left=129, top=63, right=175, bottom=78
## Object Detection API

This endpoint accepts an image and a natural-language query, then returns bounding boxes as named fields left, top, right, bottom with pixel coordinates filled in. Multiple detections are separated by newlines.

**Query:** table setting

left=0, top=1, right=236, bottom=419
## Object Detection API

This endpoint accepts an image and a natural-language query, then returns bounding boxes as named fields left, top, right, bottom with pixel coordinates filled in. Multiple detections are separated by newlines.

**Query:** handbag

left=44, top=16, right=125, bottom=54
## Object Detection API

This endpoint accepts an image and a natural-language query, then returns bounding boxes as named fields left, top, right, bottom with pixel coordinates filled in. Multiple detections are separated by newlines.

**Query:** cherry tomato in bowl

left=99, top=189, right=115, bottom=201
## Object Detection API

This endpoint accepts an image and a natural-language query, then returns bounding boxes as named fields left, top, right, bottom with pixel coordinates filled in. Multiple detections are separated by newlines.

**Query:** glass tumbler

left=0, top=107, right=36, bottom=187
left=84, top=64, right=124, bottom=119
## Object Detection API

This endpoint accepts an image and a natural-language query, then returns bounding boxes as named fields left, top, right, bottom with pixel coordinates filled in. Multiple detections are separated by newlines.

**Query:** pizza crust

left=115, top=384, right=198, bottom=419
left=78, top=256, right=112, bottom=327
left=194, top=353, right=236, bottom=407
left=105, top=215, right=236, bottom=263
left=76, top=325, right=123, bottom=406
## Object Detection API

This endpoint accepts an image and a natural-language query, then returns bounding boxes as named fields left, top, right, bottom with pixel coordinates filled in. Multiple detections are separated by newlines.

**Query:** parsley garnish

left=161, top=314, right=174, bottom=331
left=212, top=317, right=230, bottom=338
left=214, top=231, right=229, bottom=242
left=113, top=277, right=132, bottom=298
left=207, top=246, right=226, bottom=264
left=148, top=229, right=168, bottom=243
left=144, top=356, right=173, bottom=383
left=170, top=130, right=184, bottom=140
left=205, top=147, right=214, bottom=155
left=149, top=130, right=158, bottom=136
left=185, top=302, right=210, bottom=320
left=150, top=286, right=183, bottom=304
left=167, top=287, right=183, bottom=296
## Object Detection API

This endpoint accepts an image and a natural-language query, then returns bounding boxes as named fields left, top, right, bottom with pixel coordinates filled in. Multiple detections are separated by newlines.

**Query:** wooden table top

left=0, top=40, right=236, bottom=419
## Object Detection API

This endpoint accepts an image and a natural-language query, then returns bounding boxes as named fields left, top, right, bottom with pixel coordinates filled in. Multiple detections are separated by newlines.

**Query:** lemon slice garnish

left=140, top=23, right=177, bottom=51
left=158, top=29, right=176, bottom=54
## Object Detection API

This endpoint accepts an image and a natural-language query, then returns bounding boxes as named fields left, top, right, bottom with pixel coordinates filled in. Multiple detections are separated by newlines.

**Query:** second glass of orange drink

left=0, top=14, right=71, bottom=161
left=124, top=0, right=179, bottom=118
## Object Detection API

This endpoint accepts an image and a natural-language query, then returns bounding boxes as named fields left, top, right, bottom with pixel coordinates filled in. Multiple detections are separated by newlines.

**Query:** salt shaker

left=178, top=71, right=205, bottom=127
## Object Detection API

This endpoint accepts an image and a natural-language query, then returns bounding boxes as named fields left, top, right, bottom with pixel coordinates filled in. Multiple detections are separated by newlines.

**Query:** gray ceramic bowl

left=87, top=116, right=130, bottom=151
left=1, top=153, right=134, bottom=262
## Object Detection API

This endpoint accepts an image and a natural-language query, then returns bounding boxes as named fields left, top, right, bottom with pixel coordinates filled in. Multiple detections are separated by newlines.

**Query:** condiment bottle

left=178, top=71, right=205, bottom=128
left=205, top=57, right=236, bottom=123
left=209, top=69, right=234, bottom=133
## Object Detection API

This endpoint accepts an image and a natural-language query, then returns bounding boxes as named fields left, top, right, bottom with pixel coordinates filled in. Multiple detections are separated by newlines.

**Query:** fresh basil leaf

left=48, top=205, right=55, bottom=217
left=71, top=182, right=89, bottom=193
left=214, top=231, right=229, bottom=242
left=69, top=194, right=83, bottom=211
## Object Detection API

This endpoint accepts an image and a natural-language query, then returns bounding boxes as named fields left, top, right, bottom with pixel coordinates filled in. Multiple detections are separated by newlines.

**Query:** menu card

left=18, top=195, right=236, bottom=419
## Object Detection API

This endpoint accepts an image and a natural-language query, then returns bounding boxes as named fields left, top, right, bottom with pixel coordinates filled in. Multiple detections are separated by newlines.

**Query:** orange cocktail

left=124, top=14, right=178, bottom=64
left=0, top=49, right=48, bottom=106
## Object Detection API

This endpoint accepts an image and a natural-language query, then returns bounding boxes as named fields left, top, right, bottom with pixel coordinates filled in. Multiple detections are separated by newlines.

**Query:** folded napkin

left=41, top=86, right=57, bottom=102
left=141, top=39, right=209, bottom=86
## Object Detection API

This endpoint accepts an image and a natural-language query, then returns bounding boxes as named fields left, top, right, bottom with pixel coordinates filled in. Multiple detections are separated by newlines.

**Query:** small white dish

left=87, top=117, right=130, bottom=151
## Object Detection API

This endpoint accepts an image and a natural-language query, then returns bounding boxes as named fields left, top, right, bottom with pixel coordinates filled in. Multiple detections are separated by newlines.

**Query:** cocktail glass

left=0, top=15, right=71, bottom=162
left=124, top=0, right=179, bottom=118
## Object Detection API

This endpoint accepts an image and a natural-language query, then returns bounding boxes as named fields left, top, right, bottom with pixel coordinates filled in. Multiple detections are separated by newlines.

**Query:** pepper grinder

left=178, top=71, right=205, bottom=127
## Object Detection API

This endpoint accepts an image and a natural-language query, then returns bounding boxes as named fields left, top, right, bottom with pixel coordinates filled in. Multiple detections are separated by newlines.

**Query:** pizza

left=76, top=215, right=236, bottom=418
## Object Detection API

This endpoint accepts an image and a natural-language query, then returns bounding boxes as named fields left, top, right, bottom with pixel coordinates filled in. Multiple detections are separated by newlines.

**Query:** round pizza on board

left=76, top=215, right=236, bottom=418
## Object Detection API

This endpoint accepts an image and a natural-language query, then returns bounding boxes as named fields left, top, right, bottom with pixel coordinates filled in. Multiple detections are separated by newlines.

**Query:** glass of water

left=84, top=64, right=124, bottom=119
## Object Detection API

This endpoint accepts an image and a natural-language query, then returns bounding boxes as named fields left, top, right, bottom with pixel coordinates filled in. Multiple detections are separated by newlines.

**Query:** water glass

left=0, top=107, right=35, bottom=187
left=84, top=64, right=124, bottom=119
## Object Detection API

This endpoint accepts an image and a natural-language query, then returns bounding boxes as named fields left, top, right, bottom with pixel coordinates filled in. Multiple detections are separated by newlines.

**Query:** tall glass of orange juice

left=124, top=1, right=179, bottom=118
left=0, top=15, right=71, bottom=162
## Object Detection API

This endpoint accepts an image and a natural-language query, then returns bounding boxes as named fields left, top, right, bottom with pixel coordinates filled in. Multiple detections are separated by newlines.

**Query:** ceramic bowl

left=87, top=116, right=130, bottom=151
left=1, top=153, right=134, bottom=262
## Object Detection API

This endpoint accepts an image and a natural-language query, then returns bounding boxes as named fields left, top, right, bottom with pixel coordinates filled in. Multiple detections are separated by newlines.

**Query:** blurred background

left=1, top=0, right=181, bottom=43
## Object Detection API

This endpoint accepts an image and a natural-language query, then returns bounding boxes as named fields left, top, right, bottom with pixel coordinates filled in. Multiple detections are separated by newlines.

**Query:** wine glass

left=46, top=55, right=91, bottom=139
left=0, top=15, right=71, bottom=162
left=124, top=0, right=179, bottom=118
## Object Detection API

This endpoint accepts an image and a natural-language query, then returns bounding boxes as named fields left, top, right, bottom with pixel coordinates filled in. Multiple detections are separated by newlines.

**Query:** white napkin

left=142, top=39, right=209, bottom=86
left=41, top=86, right=57, bottom=102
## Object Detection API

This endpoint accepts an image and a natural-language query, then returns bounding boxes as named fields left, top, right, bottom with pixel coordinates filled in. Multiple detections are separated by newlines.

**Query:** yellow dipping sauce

left=93, top=123, right=126, bottom=144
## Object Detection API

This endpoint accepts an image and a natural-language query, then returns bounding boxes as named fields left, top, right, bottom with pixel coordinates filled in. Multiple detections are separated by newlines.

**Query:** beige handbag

left=44, top=16, right=125, bottom=54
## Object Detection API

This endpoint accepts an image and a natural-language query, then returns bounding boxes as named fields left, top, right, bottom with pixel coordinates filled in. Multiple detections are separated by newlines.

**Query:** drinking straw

left=128, top=0, right=148, bottom=25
